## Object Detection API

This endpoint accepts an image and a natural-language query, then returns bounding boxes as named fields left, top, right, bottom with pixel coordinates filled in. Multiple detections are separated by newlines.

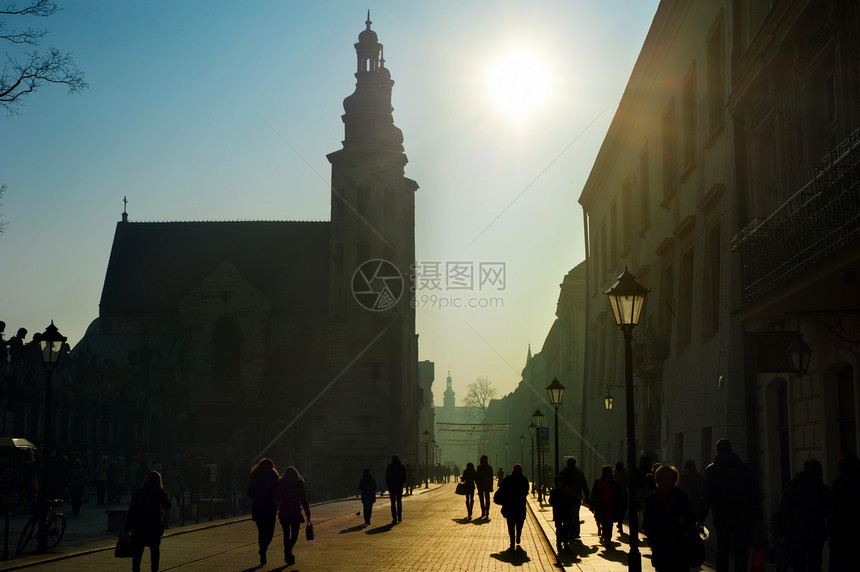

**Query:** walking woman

left=642, top=465, right=698, bottom=572
left=499, top=464, right=530, bottom=551
left=357, top=468, right=377, bottom=525
left=124, top=471, right=171, bottom=572
left=273, top=466, right=311, bottom=566
left=247, top=458, right=279, bottom=566
left=460, top=461, right=477, bottom=518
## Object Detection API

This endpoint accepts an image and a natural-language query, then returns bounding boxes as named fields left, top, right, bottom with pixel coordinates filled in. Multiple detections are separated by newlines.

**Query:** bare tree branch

left=1, top=0, right=85, bottom=115
left=463, top=376, right=498, bottom=421
left=0, top=1, right=58, bottom=18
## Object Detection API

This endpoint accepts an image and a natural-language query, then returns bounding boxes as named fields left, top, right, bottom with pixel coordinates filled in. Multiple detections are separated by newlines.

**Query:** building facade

left=1, top=16, right=422, bottom=501
left=578, top=0, right=859, bottom=528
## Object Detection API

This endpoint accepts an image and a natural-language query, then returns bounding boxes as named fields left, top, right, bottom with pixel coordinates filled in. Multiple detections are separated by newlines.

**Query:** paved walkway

left=0, top=483, right=717, bottom=571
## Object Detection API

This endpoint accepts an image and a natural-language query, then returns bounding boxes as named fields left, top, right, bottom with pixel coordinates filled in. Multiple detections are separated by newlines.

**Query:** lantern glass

left=604, top=393, right=614, bottom=411
left=603, top=268, right=649, bottom=327
left=422, top=430, right=430, bottom=443
left=532, top=408, right=544, bottom=427
left=546, top=377, right=565, bottom=406
left=528, top=422, right=536, bottom=437
left=39, top=321, right=66, bottom=368
left=787, top=331, right=813, bottom=377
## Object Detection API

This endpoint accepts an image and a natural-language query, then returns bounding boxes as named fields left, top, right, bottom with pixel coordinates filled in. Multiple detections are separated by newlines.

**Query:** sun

left=486, top=50, right=551, bottom=120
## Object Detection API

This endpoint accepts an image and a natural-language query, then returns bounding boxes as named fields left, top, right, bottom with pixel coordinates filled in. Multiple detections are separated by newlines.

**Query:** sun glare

left=486, top=51, right=550, bottom=120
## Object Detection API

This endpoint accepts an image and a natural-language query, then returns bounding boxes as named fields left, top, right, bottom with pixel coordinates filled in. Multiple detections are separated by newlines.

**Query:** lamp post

left=36, top=321, right=66, bottom=552
left=546, top=377, right=565, bottom=475
left=528, top=423, right=536, bottom=492
left=532, top=408, right=544, bottom=503
left=422, top=430, right=430, bottom=489
left=519, top=434, right=525, bottom=467
left=604, top=267, right=648, bottom=572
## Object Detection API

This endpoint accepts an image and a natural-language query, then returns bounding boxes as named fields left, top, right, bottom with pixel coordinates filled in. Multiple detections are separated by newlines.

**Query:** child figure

left=549, top=475, right=574, bottom=551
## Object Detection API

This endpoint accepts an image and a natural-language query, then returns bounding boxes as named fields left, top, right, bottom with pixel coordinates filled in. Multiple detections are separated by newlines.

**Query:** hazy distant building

left=62, top=15, right=420, bottom=499
left=433, top=371, right=484, bottom=468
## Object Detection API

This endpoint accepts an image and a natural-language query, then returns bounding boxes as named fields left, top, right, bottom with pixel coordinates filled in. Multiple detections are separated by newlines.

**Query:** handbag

left=455, top=482, right=468, bottom=495
left=114, top=532, right=133, bottom=558
left=492, top=487, right=504, bottom=505
left=305, top=522, right=314, bottom=541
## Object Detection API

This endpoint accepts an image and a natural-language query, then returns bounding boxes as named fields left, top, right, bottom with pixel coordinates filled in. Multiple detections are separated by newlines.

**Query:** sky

left=1, top=1, right=659, bottom=404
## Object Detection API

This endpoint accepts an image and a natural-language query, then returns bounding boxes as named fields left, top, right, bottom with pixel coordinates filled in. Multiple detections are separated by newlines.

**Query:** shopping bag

left=305, top=522, right=314, bottom=541
left=114, top=532, right=133, bottom=558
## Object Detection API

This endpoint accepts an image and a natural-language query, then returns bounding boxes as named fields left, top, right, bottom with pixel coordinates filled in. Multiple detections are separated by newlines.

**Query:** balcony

left=731, top=129, right=860, bottom=302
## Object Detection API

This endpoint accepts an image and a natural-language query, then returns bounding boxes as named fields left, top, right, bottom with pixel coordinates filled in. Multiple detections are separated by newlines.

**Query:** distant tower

left=319, top=13, right=419, bottom=493
left=444, top=371, right=456, bottom=409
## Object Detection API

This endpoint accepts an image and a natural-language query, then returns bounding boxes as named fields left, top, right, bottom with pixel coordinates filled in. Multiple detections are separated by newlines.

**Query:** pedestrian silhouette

left=828, top=453, right=860, bottom=570
left=460, top=461, right=477, bottom=519
left=643, top=465, right=698, bottom=571
left=775, top=458, right=829, bottom=571
left=385, top=455, right=406, bottom=523
left=273, top=465, right=311, bottom=567
left=476, top=454, right=494, bottom=518
left=124, top=470, right=171, bottom=572
left=498, top=463, right=530, bottom=551
left=358, top=468, right=377, bottom=525
left=696, top=438, right=756, bottom=572
left=247, top=458, right=279, bottom=567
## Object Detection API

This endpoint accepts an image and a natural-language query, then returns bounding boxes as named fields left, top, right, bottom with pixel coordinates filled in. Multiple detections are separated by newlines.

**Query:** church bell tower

left=319, top=13, right=419, bottom=494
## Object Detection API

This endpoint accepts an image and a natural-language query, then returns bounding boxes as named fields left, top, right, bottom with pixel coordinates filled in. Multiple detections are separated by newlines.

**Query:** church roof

left=99, top=220, right=330, bottom=315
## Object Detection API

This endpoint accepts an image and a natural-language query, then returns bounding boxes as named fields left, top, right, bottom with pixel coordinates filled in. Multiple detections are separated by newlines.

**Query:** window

left=660, top=262, right=674, bottom=341
left=662, top=100, right=677, bottom=202
left=706, top=18, right=725, bottom=138
left=702, top=223, right=721, bottom=338
left=640, top=144, right=651, bottom=229
left=621, top=178, right=632, bottom=253
left=677, top=248, right=694, bottom=348
left=682, top=64, right=697, bottom=173
left=212, top=316, right=242, bottom=393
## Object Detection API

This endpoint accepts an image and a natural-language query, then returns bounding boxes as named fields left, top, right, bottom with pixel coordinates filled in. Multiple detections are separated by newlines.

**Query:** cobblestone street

left=1, top=482, right=715, bottom=571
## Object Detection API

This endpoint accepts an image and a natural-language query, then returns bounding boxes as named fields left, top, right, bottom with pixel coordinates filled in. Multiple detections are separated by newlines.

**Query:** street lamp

left=604, top=267, right=648, bottom=572
left=532, top=408, right=544, bottom=503
left=546, top=377, right=565, bottom=475
left=37, top=321, right=66, bottom=552
left=519, top=434, right=524, bottom=467
left=787, top=330, right=813, bottom=377
left=422, top=430, right=430, bottom=489
left=604, top=392, right=614, bottom=410
left=527, top=423, right=536, bottom=491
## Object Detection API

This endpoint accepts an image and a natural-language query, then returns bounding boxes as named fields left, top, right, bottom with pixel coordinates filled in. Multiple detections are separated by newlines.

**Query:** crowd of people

left=454, top=438, right=860, bottom=572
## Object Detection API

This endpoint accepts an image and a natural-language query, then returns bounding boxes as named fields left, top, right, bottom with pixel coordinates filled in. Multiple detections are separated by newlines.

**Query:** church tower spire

left=443, top=370, right=456, bottom=409
left=322, top=15, right=420, bottom=475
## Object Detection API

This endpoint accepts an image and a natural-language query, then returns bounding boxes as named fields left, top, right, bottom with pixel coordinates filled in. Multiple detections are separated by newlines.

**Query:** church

left=69, top=15, right=421, bottom=499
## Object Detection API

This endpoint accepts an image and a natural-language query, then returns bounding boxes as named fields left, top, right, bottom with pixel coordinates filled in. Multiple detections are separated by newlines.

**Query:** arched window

left=211, top=316, right=241, bottom=394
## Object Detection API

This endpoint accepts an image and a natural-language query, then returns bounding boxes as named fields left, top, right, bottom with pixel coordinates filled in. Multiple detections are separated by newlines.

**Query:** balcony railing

left=731, top=128, right=860, bottom=302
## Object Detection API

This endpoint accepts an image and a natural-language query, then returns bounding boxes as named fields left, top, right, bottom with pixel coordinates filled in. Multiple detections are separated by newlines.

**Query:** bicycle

left=16, top=498, right=67, bottom=554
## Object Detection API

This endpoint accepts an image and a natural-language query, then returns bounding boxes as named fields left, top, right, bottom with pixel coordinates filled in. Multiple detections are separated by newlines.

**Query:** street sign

left=537, top=426, right=550, bottom=452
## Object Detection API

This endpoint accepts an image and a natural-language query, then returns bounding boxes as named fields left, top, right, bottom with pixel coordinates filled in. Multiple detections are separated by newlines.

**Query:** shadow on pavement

left=557, top=540, right=599, bottom=566
left=596, top=542, right=630, bottom=565
left=364, top=522, right=395, bottom=535
left=490, top=547, right=531, bottom=567
left=339, top=523, right=367, bottom=534
left=453, top=517, right=472, bottom=524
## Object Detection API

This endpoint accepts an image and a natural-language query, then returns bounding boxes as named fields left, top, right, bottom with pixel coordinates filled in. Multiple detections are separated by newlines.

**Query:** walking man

left=696, top=438, right=756, bottom=572
left=385, top=455, right=406, bottom=524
